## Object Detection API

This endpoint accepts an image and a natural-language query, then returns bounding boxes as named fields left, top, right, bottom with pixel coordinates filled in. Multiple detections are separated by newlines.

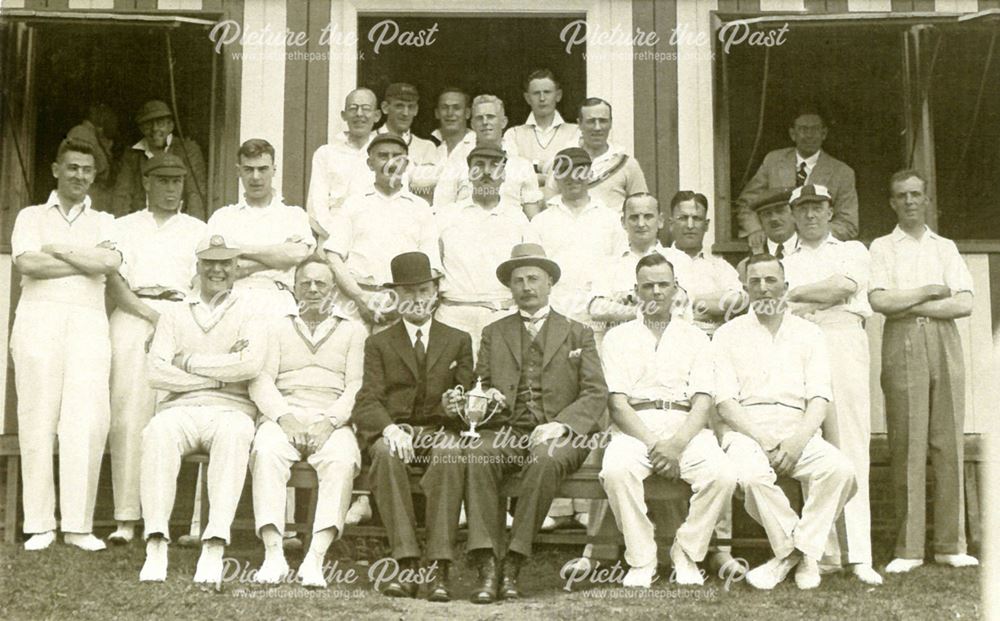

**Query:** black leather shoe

left=500, top=553, right=522, bottom=599
left=383, top=558, right=419, bottom=598
left=427, top=561, right=451, bottom=602
left=471, top=555, right=499, bottom=604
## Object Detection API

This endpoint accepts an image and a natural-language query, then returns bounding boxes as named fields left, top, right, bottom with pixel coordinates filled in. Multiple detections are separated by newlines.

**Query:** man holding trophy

left=352, top=251, right=474, bottom=601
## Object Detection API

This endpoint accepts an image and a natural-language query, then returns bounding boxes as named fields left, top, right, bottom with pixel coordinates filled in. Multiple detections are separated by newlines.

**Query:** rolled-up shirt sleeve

left=942, top=240, right=974, bottom=294
left=803, top=325, right=833, bottom=402
left=868, top=238, right=892, bottom=291
left=321, top=203, right=355, bottom=259
left=599, top=328, right=632, bottom=395
left=711, top=336, right=740, bottom=405
left=11, top=208, right=41, bottom=258
left=687, top=346, right=715, bottom=399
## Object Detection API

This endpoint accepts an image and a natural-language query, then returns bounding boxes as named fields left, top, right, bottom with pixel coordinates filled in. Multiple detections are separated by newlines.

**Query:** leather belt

left=630, top=399, right=691, bottom=413
left=887, top=315, right=934, bottom=325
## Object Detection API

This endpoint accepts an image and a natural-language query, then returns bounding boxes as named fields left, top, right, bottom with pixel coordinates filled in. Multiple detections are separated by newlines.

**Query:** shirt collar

left=795, top=149, right=821, bottom=168
left=236, top=192, right=284, bottom=210
left=768, top=232, right=797, bottom=254
left=554, top=196, right=601, bottom=215
left=525, top=110, right=566, bottom=129
left=891, top=224, right=936, bottom=242
left=132, top=133, right=174, bottom=158
left=333, top=130, right=375, bottom=152
left=789, top=232, right=838, bottom=254
left=519, top=305, right=551, bottom=321
left=431, top=128, right=475, bottom=144
left=402, top=318, right=432, bottom=343
left=377, top=125, right=412, bottom=144
left=669, top=242, right=706, bottom=259
left=622, top=241, right=664, bottom=258
left=44, top=190, right=91, bottom=218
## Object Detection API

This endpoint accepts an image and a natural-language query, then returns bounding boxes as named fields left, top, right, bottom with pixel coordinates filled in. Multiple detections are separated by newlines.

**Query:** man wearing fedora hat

left=353, top=251, right=474, bottom=601
left=138, top=234, right=267, bottom=584
left=113, top=99, right=207, bottom=221
left=465, top=243, right=608, bottom=603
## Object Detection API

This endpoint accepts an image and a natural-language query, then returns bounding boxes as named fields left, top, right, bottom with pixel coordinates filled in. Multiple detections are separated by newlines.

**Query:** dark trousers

left=368, top=427, right=465, bottom=561
left=465, top=427, right=590, bottom=559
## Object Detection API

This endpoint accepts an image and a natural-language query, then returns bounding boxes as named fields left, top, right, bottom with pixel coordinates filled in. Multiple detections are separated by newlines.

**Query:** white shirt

left=113, top=209, right=205, bottom=293
left=784, top=233, right=872, bottom=318
left=869, top=225, right=974, bottom=294
left=661, top=244, right=743, bottom=300
left=403, top=318, right=432, bottom=350
left=433, top=154, right=543, bottom=209
left=431, top=128, right=477, bottom=197
left=207, top=194, right=315, bottom=290
left=323, top=187, right=440, bottom=286
left=768, top=232, right=798, bottom=257
left=519, top=305, right=550, bottom=334
left=796, top=149, right=821, bottom=180
left=437, top=198, right=528, bottom=303
left=11, top=192, right=117, bottom=310
left=132, top=133, right=174, bottom=159
left=306, top=132, right=376, bottom=234
left=712, top=311, right=833, bottom=418
left=377, top=125, right=439, bottom=192
left=510, top=111, right=571, bottom=152
left=526, top=197, right=625, bottom=315
left=602, top=317, right=713, bottom=406
left=591, top=243, right=665, bottom=299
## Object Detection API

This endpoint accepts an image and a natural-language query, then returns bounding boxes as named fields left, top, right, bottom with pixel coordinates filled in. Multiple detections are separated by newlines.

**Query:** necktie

left=414, top=328, right=426, bottom=370
left=522, top=314, right=546, bottom=340
left=775, top=243, right=784, bottom=260
left=796, top=162, right=808, bottom=187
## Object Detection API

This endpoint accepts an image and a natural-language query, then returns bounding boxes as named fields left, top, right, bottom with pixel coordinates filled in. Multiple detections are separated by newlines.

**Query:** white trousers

left=140, top=405, right=254, bottom=544
left=11, top=301, right=111, bottom=534
left=815, top=317, right=873, bottom=565
left=108, top=301, right=176, bottom=521
left=723, top=430, right=856, bottom=560
left=600, top=416, right=738, bottom=568
left=250, top=417, right=361, bottom=536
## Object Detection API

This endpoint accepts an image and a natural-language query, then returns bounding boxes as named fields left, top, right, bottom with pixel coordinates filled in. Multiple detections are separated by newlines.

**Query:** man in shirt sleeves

left=713, top=253, right=855, bottom=590
left=869, top=169, right=979, bottom=573
left=599, top=253, right=738, bottom=588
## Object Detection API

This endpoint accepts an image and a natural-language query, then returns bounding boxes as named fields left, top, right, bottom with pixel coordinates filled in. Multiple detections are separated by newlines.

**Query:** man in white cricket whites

left=249, top=259, right=367, bottom=587
left=139, top=235, right=267, bottom=583
left=378, top=82, right=438, bottom=202
left=600, top=253, right=738, bottom=588
left=713, top=254, right=856, bottom=590
left=11, top=138, right=122, bottom=552
left=105, top=152, right=206, bottom=544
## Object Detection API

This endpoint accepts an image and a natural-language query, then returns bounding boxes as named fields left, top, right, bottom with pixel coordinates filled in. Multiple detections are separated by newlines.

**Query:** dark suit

left=352, top=319, right=474, bottom=561
left=737, top=147, right=858, bottom=240
left=466, top=311, right=607, bottom=559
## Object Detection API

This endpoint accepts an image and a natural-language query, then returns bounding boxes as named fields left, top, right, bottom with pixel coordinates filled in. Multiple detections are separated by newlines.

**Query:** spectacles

left=346, top=104, right=375, bottom=114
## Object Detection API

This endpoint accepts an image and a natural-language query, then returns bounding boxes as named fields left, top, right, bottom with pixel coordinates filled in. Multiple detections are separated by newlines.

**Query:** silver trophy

left=453, top=377, right=502, bottom=438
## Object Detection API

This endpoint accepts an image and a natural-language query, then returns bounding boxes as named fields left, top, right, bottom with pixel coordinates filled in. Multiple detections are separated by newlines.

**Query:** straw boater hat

left=382, top=252, right=443, bottom=288
left=495, top=243, right=561, bottom=287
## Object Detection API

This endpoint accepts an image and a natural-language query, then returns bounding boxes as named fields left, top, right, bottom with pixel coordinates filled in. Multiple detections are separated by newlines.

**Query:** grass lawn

left=0, top=535, right=981, bottom=621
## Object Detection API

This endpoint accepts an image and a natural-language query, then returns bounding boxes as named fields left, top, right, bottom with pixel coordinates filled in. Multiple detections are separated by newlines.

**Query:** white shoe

left=345, top=496, right=372, bottom=526
left=255, top=557, right=290, bottom=584
left=140, top=539, right=169, bottom=582
left=934, top=554, right=979, bottom=568
left=670, top=542, right=704, bottom=586
left=540, top=515, right=558, bottom=531
left=885, top=558, right=924, bottom=574
left=107, top=526, right=135, bottom=545
left=65, top=533, right=107, bottom=552
left=746, top=553, right=800, bottom=590
left=193, top=542, right=225, bottom=584
left=850, top=564, right=883, bottom=585
left=709, top=551, right=747, bottom=582
left=24, top=531, right=55, bottom=551
left=794, top=557, right=821, bottom=590
left=299, top=553, right=328, bottom=588
left=622, top=561, right=658, bottom=588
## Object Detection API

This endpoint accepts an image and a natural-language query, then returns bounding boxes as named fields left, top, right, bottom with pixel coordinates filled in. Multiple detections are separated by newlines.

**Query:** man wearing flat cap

left=113, top=99, right=207, bottom=221
left=352, top=251, right=474, bottom=601
left=465, top=243, right=608, bottom=603
left=105, top=152, right=206, bottom=545
left=139, top=234, right=268, bottom=584
left=378, top=82, right=439, bottom=201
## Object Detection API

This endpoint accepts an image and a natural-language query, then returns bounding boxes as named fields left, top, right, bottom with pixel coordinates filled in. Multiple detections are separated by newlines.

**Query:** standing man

left=660, top=191, right=743, bottom=337
left=436, top=144, right=529, bottom=356
left=208, top=139, right=315, bottom=318
left=544, top=98, right=647, bottom=213
left=353, top=252, right=474, bottom=601
left=324, top=133, right=439, bottom=326
left=433, top=95, right=543, bottom=218
left=600, top=253, right=738, bottom=588
left=466, top=243, right=607, bottom=603
left=139, top=235, right=267, bottom=583
left=783, top=183, right=881, bottom=585
left=869, top=170, right=979, bottom=573
left=11, top=138, right=121, bottom=552
left=378, top=82, right=439, bottom=201
left=307, top=88, right=380, bottom=238
left=105, top=153, right=205, bottom=545
left=113, top=100, right=207, bottom=221
left=736, top=106, right=858, bottom=246
left=249, top=259, right=368, bottom=587
left=503, top=69, right=580, bottom=187
left=67, top=103, right=119, bottom=213
left=429, top=87, right=477, bottom=211
left=713, top=254, right=856, bottom=590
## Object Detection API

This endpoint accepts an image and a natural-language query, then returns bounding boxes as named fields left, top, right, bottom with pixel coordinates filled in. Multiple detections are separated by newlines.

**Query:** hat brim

left=144, top=167, right=188, bottom=177
left=496, top=258, right=561, bottom=287
left=790, top=196, right=831, bottom=208
left=751, top=201, right=790, bottom=212
left=196, top=248, right=241, bottom=261
left=136, top=112, right=172, bottom=125
left=382, top=270, right=444, bottom=289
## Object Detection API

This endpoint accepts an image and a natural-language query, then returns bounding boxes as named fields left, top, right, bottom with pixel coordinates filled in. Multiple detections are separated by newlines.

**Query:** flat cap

left=141, top=152, right=187, bottom=177
left=790, top=183, right=832, bottom=207
left=367, top=132, right=409, bottom=153
left=384, top=82, right=419, bottom=102
left=749, top=189, right=793, bottom=212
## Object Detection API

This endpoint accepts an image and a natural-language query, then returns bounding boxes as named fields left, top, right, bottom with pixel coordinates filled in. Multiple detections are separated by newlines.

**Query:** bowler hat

left=496, top=243, right=561, bottom=287
left=383, top=252, right=443, bottom=288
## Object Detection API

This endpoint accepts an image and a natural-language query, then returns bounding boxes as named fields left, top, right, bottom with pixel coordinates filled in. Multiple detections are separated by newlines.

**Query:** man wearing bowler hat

left=113, top=99, right=207, bottom=220
left=465, top=243, right=608, bottom=603
left=352, top=251, right=474, bottom=601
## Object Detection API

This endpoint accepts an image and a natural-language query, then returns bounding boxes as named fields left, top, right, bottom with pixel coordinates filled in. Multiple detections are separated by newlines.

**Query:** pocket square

left=568, top=348, right=583, bottom=359
left=449, top=360, right=458, bottom=369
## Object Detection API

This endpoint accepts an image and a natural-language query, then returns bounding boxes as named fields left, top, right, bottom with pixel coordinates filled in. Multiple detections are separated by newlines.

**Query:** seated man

left=712, top=253, right=856, bottom=590
left=139, top=235, right=268, bottom=583
left=352, top=252, right=474, bottom=601
left=249, top=259, right=368, bottom=587
left=466, top=243, right=607, bottom=603
left=599, top=253, right=738, bottom=588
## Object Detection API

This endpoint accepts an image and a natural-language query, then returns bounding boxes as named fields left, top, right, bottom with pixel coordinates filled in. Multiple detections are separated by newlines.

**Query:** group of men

left=10, top=68, right=979, bottom=602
